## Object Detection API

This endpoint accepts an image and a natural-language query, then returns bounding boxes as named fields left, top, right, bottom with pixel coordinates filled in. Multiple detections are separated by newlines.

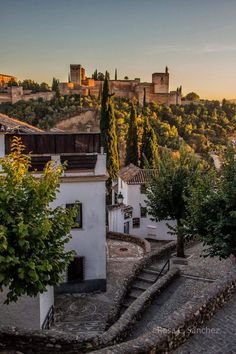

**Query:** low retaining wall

left=0, top=242, right=177, bottom=354
left=98, top=268, right=179, bottom=348
left=107, top=231, right=151, bottom=253
left=106, top=240, right=177, bottom=327
left=92, top=268, right=236, bottom=354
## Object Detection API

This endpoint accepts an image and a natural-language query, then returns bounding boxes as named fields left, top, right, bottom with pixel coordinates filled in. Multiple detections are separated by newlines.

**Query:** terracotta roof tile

left=0, top=113, right=43, bottom=133
left=118, top=164, right=155, bottom=185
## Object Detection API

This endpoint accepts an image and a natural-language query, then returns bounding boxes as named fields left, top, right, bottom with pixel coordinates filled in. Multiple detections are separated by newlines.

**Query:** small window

left=133, top=217, right=140, bottom=228
left=140, top=185, right=146, bottom=194
left=140, top=206, right=147, bottom=218
left=66, top=203, right=83, bottom=229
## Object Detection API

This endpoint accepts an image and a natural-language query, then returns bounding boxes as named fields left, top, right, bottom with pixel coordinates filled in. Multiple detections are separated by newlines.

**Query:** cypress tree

left=140, top=117, right=158, bottom=168
left=143, top=87, right=146, bottom=108
left=100, top=72, right=110, bottom=148
left=115, top=68, right=117, bottom=80
left=100, top=72, right=119, bottom=179
left=125, top=103, right=139, bottom=166
left=106, top=100, right=120, bottom=179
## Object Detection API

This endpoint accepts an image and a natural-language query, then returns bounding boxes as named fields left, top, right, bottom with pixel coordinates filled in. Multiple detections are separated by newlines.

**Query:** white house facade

left=0, top=125, right=107, bottom=329
left=109, top=164, right=176, bottom=241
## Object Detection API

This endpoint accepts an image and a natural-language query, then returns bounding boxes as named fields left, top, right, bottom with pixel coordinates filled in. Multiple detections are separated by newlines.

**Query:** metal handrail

left=42, top=305, right=54, bottom=330
left=154, top=258, right=170, bottom=282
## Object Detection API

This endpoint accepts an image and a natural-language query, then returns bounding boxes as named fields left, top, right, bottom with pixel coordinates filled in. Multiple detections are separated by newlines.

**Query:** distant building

left=0, top=86, right=55, bottom=104
left=0, top=73, right=17, bottom=85
left=0, top=127, right=107, bottom=329
left=59, top=64, right=182, bottom=105
left=108, top=164, right=176, bottom=240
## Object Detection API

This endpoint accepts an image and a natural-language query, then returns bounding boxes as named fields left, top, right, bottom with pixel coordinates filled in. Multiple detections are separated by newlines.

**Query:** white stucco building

left=109, top=164, right=176, bottom=241
left=0, top=118, right=107, bottom=329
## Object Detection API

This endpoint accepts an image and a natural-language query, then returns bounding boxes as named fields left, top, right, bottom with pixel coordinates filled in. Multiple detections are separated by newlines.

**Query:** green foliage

left=143, top=88, right=146, bottom=111
left=52, top=77, right=60, bottom=96
left=7, top=79, right=18, bottom=87
left=92, top=69, right=98, bottom=80
left=100, top=73, right=119, bottom=178
left=186, top=146, right=236, bottom=259
left=140, top=117, right=158, bottom=168
left=185, top=92, right=200, bottom=101
left=125, top=103, right=139, bottom=166
left=146, top=145, right=202, bottom=257
left=106, top=101, right=120, bottom=179
left=18, top=79, right=50, bottom=93
left=1, top=93, right=236, bottom=160
left=0, top=137, right=76, bottom=303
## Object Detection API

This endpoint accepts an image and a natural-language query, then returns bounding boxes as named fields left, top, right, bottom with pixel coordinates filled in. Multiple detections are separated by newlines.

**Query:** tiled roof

left=107, top=204, right=133, bottom=211
left=0, top=113, right=43, bottom=133
left=118, top=164, right=155, bottom=185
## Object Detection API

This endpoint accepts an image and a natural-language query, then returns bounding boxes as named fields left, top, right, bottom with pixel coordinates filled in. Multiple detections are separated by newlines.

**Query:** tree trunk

left=176, top=219, right=185, bottom=258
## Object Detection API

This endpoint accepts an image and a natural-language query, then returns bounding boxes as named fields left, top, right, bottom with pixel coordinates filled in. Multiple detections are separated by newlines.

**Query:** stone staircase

left=120, top=260, right=169, bottom=314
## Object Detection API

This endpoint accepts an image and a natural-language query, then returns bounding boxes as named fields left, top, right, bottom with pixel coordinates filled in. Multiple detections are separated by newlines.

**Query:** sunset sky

left=1, top=0, right=236, bottom=100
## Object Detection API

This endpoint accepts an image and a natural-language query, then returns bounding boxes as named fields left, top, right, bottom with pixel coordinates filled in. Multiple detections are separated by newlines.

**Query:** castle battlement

left=59, top=65, right=182, bottom=105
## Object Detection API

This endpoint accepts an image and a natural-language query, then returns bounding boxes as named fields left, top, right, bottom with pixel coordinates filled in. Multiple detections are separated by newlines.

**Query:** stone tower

left=152, top=67, right=169, bottom=94
left=70, top=65, right=80, bottom=85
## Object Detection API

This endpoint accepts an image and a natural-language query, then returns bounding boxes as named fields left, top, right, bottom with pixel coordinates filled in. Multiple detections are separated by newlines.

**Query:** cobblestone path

left=125, top=243, right=232, bottom=343
left=128, top=276, right=209, bottom=339
left=51, top=240, right=144, bottom=336
left=174, top=293, right=236, bottom=354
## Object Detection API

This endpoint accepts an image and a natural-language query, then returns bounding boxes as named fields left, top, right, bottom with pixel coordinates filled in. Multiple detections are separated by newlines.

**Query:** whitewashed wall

left=109, top=178, right=176, bottom=241
left=51, top=179, right=106, bottom=280
left=0, top=286, right=53, bottom=330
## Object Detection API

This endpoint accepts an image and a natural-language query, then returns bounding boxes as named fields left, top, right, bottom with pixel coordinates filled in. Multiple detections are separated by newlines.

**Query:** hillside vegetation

left=0, top=95, right=236, bottom=161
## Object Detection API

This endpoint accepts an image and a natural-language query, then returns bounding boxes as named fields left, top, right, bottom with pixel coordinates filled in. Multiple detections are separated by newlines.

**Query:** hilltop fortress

left=59, top=65, right=182, bottom=105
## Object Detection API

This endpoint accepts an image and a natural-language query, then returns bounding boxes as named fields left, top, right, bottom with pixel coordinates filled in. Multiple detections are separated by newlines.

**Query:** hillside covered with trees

left=0, top=92, right=236, bottom=163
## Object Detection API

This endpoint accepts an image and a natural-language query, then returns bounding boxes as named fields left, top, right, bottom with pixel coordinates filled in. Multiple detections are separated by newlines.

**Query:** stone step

left=143, top=268, right=160, bottom=275
left=132, top=280, right=151, bottom=291
left=137, top=273, right=156, bottom=284
left=140, top=270, right=158, bottom=282
left=129, top=287, right=144, bottom=299
left=148, top=265, right=163, bottom=272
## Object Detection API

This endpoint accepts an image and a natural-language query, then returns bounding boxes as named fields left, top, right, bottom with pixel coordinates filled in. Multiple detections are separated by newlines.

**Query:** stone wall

left=93, top=268, right=236, bottom=354
left=0, top=241, right=177, bottom=354
left=55, top=108, right=100, bottom=132
left=107, top=231, right=151, bottom=253
left=0, top=88, right=55, bottom=104
left=105, top=240, right=177, bottom=327
left=2, top=264, right=234, bottom=354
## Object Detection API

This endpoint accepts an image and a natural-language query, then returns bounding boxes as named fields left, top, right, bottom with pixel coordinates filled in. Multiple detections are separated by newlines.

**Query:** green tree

left=185, top=92, right=200, bottom=101
left=186, top=146, right=236, bottom=259
left=125, top=103, right=139, bottom=166
left=40, top=82, right=49, bottom=92
left=106, top=100, right=120, bottom=178
left=0, top=137, right=76, bottom=303
left=100, top=73, right=110, bottom=147
left=100, top=73, right=119, bottom=179
left=7, top=79, right=18, bottom=87
left=146, top=145, right=201, bottom=257
left=52, top=77, right=60, bottom=96
left=115, top=68, right=118, bottom=81
left=140, top=117, right=158, bottom=168
left=143, top=87, right=146, bottom=110
left=92, top=69, right=98, bottom=80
